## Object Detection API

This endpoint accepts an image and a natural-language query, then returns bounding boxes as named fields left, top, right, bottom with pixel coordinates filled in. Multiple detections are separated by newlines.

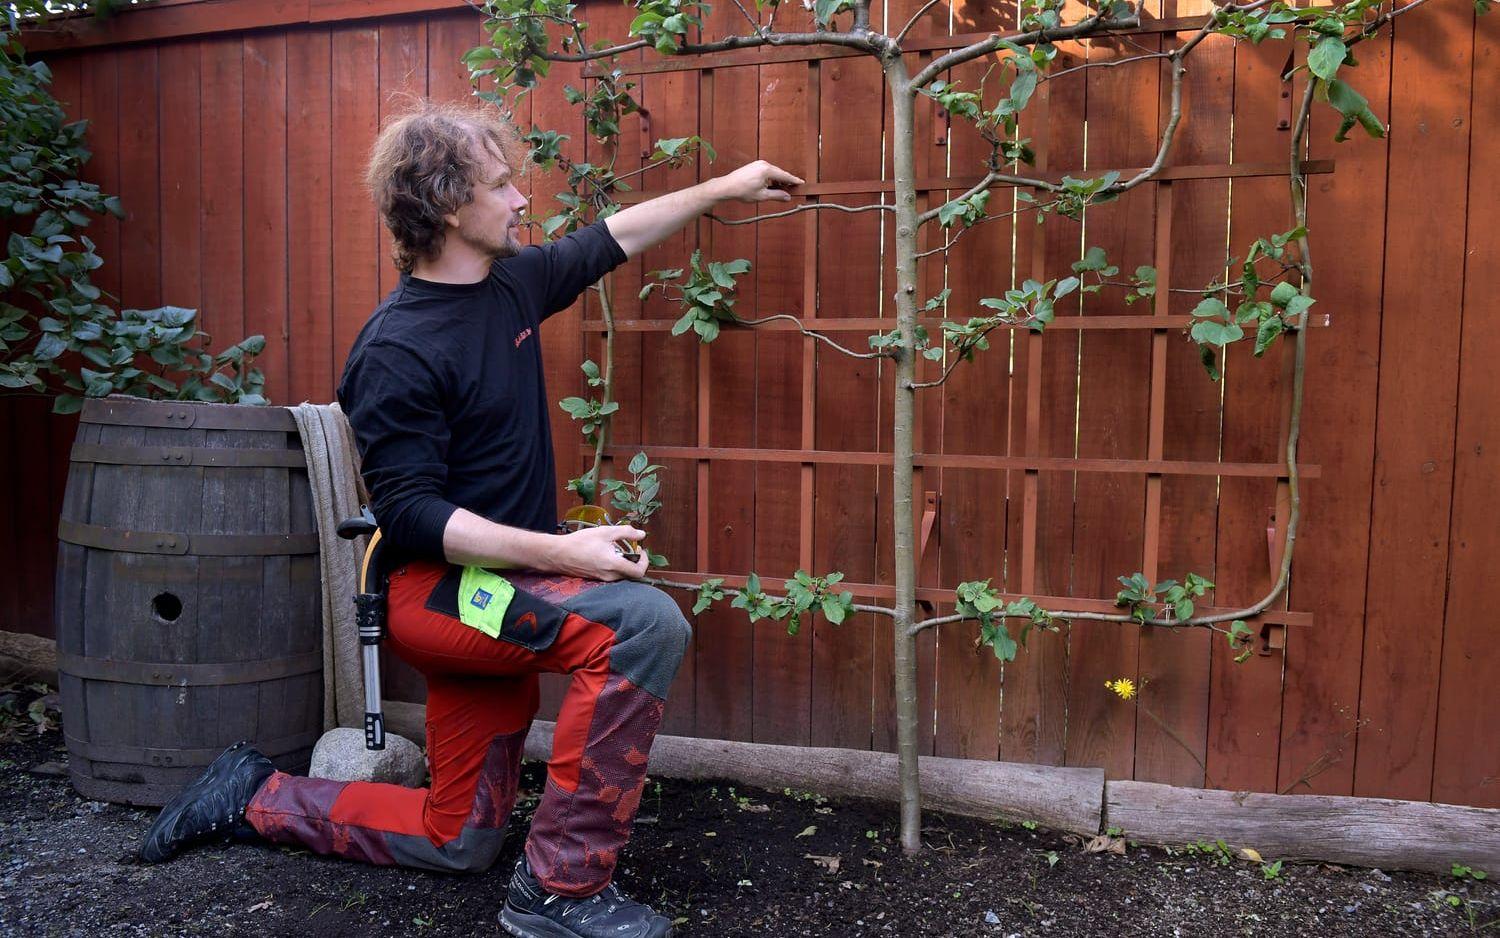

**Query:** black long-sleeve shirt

left=336, top=221, right=627, bottom=564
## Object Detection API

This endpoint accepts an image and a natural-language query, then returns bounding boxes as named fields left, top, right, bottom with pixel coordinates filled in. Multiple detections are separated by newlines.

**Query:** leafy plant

left=1, top=7, right=266, bottom=411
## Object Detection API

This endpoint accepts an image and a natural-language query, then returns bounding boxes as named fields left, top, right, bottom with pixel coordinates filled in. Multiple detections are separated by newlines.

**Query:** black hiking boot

left=138, top=741, right=274, bottom=863
left=498, top=856, right=672, bottom=938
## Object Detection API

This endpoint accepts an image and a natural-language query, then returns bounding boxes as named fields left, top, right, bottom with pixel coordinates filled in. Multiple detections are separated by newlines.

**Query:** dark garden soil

left=2, top=687, right=1495, bottom=937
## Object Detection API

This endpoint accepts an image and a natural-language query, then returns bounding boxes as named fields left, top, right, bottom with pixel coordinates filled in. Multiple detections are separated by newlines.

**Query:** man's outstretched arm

left=603, top=160, right=804, bottom=259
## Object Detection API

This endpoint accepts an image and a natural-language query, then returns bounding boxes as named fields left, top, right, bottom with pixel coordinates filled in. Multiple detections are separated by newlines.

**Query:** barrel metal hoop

left=80, top=396, right=296, bottom=431
left=70, top=442, right=306, bottom=468
left=65, top=729, right=321, bottom=767
left=57, top=519, right=319, bottom=556
left=56, top=650, right=323, bottom=686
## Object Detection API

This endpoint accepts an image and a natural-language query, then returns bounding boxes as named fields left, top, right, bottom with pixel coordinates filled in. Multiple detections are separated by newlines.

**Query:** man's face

left=449, top=141, right=529, bottom=260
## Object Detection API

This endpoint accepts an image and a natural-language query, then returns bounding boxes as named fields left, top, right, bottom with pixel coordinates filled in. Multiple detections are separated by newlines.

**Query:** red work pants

left=243, top=561, right=691, bottom=897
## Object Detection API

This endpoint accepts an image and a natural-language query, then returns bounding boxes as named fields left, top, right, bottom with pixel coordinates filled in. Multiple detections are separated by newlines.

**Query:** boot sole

left=498, top=904, right=673, bottom=938
left=498, top=905, right=582, bottom=938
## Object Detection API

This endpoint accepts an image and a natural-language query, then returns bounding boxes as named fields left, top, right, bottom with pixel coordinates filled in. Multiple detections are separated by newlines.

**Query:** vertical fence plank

left=1208, top=38, right=1295, bottom=792
left=751, top=54, right=814, bottom=746
left=1135, top=10, right=1231, bottom=788
left=639, top=66, right=700, bottom=736
left=932, top=0, right=1017, bottom=761
left=375, top=17, right=427, bottom=299
left=693, top=23, right=759, bottom=740
left=199, top=36, right=244, bottom=345
left=243, top=33, right=289, bottom=404
left=329, top=24, right=380, bottom=377
left=425, top=10, right=476, bottom=105
left=1064, top=36, right=1159, bottom=779
left=810, top=53, right=882, bottom=751
left=286, top=27, right=334, bottom=404
left=158, top=41, right=202, bottom=320
left=1276, top=41, right=1391, bottom=798
left=1354, top=4, right=1473, bottom=802
left=1432, top=8, right=1498, bottom=808
left=1002, top=30, right=1085, bottom=768
left=117, top=45, right=161, bottom=311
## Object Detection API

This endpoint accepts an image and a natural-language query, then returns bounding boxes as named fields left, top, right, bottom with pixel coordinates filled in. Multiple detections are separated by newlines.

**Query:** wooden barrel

left=55, top=397, right=323, bottom=806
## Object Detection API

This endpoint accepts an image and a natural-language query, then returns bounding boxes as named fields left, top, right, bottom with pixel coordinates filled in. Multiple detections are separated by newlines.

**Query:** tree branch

left=894, top=0, right=945, bottom=45
left=730, top=313, right=892, bottom=360
left=707, top=201, right=893, bottom=226
left=649, top=576, right=897, bottom=619
left=914, top=200, right=1040, bottom=254
left=1043, top=50, right=1170, bottom=82
left=916, top=171, right=1059, bottom=224
left=726, top=0, right=765, bottom=37
left=908, top=12, right=1135, bottom=91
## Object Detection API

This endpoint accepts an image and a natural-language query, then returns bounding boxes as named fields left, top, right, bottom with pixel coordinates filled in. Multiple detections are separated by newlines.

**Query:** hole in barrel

left=152, top=592, right=183, bottom=623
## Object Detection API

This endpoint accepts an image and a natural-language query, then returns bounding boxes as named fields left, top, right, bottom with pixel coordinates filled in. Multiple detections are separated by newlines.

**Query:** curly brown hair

left=364, top=101, right=528, bottom=273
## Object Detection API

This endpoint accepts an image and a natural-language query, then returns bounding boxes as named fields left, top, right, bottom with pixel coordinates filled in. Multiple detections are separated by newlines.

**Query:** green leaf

left=821, top=596, right=847, bottom=625
left=1307, top=37, right=1346, bottom=81
left=1190, top=319, right=1244, bottom=347
left=1200, top=345, right=1221, bottom=381
left=707, top=262, right=735, bottom=289
left=989, top=623, right=1018, bottom=662
left=52, top=394, right=84, bottom=415
left=1268, top=281, right=1301, bottom=308
left=1284, top=294, right=1315, bottom=319
left=1190, top=297, right=1230, bottom=319
left=1324, top=78, right=1385, bottom=142
left=1072, top=246, right=1110, bottom=273
left=33, top=333, right=67, bottom=361
left=1253, top=316, right=1285, bottom=357
left=629, top=451, right=649, bottom=475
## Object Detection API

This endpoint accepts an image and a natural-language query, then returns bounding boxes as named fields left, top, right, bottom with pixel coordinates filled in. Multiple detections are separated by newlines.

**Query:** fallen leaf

left=1083, top=834, right=1127, bottom=855
left=246, top=900, right=273, bottom=914
left=795, top=825, right=817, bottom=838
left=1238, top=847, right=1263, bottom=863
left=739, top=803, right=770, bottom=813
left=804, top=853, right=841, bottom=873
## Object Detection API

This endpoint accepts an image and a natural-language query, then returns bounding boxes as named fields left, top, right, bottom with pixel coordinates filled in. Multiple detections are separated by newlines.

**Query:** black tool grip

left=365, top=711, right=386, bottom=751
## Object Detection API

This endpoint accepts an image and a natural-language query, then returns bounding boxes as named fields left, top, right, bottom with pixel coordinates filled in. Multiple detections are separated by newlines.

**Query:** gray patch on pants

left=556, top=581, right=692, bottom=699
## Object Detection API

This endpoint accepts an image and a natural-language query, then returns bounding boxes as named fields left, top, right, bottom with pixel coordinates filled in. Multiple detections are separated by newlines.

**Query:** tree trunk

left=884, top=56, right=923, bottom=856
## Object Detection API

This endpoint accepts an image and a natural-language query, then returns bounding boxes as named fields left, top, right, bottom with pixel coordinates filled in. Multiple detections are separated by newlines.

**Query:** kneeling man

left=140, top=100, right=801, bottom=938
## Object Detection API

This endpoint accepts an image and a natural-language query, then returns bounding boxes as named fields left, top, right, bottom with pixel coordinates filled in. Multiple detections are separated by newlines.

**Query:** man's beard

left=458, top=221, right=522, bottom=260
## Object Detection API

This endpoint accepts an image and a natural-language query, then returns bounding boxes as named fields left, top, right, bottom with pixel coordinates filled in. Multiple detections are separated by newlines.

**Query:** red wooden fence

left=7, top=0, right=1497, bottom=809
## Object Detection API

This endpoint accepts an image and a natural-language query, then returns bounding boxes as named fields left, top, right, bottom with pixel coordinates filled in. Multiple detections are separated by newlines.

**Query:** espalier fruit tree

left=464, top=0, right=1477, bottom=852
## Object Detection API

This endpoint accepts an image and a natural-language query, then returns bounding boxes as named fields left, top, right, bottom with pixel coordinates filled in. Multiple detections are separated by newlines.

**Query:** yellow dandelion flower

left=1106, top=678, right=1137, bottom=700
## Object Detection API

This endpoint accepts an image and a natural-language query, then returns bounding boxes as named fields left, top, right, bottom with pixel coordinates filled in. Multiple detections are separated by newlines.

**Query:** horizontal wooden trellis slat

left=588, top=443, right=1319, bottom=479
left=584, top=314, right=1333, bottom=332
left=647, top=569, right=1315, bottom=628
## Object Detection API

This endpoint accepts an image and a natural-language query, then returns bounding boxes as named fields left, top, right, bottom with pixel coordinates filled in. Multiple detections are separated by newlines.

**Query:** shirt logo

left=513, top=326, right=533, bottom=348
left=470, top=588, right=493, bottom=610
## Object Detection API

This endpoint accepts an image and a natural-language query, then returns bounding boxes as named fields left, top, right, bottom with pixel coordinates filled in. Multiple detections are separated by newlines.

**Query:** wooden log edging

left=0, top=629, right=59, bottom=686
left=23, top=650, right=1500, bottom=874
left=520, top=720, right=1105, bottom=836
left=1106, top=780, right=1500, bottom=875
